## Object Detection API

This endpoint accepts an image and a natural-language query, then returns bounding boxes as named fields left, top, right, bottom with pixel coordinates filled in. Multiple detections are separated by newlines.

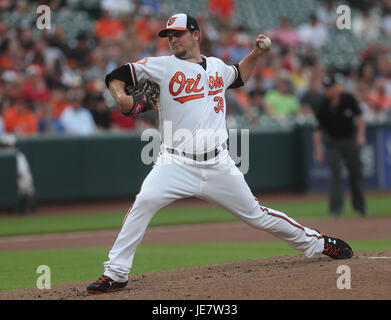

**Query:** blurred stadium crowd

left=1, top=0, right=391, bottom=137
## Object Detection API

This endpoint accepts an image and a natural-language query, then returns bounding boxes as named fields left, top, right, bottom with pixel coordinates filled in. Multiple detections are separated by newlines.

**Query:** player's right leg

left=87, top=152, right=200, bottom=293
left=199, top=152, right=352, bottom=260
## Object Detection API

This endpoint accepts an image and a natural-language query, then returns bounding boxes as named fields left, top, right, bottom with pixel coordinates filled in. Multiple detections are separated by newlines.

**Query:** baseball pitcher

left=87, top=13, right=353, bottom=294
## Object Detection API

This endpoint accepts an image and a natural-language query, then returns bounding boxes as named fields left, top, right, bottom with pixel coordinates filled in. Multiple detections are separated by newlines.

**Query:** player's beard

left=173, top=47, right=187, bottom=59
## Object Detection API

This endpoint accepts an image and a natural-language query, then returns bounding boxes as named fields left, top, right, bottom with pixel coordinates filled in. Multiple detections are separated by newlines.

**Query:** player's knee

left=135, top=191, right=163, bottom=210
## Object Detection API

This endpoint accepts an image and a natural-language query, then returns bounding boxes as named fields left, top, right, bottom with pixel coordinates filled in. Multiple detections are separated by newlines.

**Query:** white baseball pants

left=103, top=149, right=325, bottom=282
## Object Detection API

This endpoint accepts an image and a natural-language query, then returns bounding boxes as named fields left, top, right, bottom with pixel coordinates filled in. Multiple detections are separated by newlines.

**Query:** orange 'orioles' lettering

left=169, top=72, right=204, bottom=103
left=208, top=72, right=224, bottom=96
left=209, top=72, right=224, bottom=90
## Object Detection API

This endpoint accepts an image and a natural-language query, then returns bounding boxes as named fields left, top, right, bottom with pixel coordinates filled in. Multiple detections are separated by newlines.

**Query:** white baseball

left=258, top=36, right=271, bottom=50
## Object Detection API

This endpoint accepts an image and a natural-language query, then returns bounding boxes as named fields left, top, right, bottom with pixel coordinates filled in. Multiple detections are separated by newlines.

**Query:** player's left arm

left=107, top=79, right=135, bottom=115
left=237, top=34, right=270, bottom=84
left=105, top=61, right=161, bottom=116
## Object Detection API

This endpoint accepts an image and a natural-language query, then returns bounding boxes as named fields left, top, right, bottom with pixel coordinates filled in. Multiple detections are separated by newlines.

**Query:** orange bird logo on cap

left=167, top=17, right=177, bottom=26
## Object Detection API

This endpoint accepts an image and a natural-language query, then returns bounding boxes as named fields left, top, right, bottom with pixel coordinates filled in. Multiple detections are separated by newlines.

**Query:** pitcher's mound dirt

left=1, top=251, right=390, bottom=300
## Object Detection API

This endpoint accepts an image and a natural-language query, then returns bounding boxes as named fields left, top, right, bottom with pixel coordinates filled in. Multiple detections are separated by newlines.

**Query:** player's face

left=167, top=30, right=197, bottom=59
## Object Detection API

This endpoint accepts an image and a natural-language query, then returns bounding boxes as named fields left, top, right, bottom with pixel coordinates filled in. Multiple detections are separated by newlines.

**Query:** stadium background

left=1, top=0, right=391, bottom=208
left=0, top=0, right=390, bottom=300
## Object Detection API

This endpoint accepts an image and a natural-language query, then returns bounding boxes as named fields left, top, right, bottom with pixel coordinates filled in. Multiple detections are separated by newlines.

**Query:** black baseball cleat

left=322, top=235, right=353, bottom=259
left=87, top=274, right=128, bottom=294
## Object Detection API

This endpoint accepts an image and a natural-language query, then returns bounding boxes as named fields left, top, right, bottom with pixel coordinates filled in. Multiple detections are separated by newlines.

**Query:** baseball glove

left=124, top=79, right=160, bottom=115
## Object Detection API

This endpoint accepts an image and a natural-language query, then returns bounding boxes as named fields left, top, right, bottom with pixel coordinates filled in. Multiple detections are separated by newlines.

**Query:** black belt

left=167, top=143, right=227, bottom=162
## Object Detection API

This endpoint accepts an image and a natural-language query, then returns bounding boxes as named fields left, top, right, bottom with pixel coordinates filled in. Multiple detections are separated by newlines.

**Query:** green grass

left=0, top=195, right=390, bottom=237
left=0, top=239, right=390, bottom=292
left=269, top=196, right=391, bottom=219
left=0, top=207, right=236, bottom=237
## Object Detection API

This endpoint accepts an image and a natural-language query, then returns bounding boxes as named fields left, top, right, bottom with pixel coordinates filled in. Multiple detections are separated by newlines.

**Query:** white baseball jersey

left=91, top=13, right=340, bottom=289
left=102, top=55, right=325, bottom=283
left=128, top=55, right=239, bottom=153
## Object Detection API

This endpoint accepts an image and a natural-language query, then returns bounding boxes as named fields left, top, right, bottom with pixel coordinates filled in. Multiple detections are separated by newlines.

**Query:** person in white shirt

left=59, top=87, right=96, bottom=135
left=352, top=7, right=381, bottom=41
left=297, top=13, right=328, bottom=49
left=316, top=0, right=337, bottom=27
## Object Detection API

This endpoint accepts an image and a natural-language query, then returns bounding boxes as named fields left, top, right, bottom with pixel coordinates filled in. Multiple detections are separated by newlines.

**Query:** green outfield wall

left=1, top=125, right=389, bottom=209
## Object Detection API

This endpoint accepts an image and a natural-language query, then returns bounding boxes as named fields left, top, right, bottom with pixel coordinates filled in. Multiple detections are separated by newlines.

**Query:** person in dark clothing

left=301, top=76, right=323, bottom=113
left=90, top=97, right=112, bottom=130
left=312, top=75, right=368, bottom=218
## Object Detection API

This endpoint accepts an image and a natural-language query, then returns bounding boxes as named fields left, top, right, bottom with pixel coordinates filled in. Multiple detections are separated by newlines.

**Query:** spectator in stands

left=100, top=0, right=135, bottom=16
left=299, top=46, right=318, bottom=68
left=59, top=86, right=96, bottom=135
left=134, top=6, right=160, bottom=46
left=0, top=21, right=7, bottom=44
left=229, top=25, right=253, bottom=64
left=359, top=62, right=376, bottom=88
left=95, top=10, right=125, bottom=41
left=340, top=69, right=359, bottom=93
left=22, top=64, right=51, bottom=111
left=375, top=46, right=391, bottom=79
left=245, top=69, right=264, bottom=95
left=264, top=77, right=301, bottom=117
left=1, top=0, right=391, bottom=137
left=354, top=80, right=376, bottom=121
left=37, top=102, right=65, bottom=133
left=258, top=57, right=278, bottom=91
left=67, top=33, right=92, bottom=69
left=33, top=37, right=66, bottom=69
left=316, top=0, right=337, bottom=27
left=18, top=26, right=34, bottom=53
left=0, top=38, right=11, bottom=69
left=289, top=64, right=310, bottom=97
left=3, top=97, right=39, bottom=136
left=300, top=75, right=324, bottom=113
left=352, top=6, right=381, bottom=41
left=382, top=7, right=391, bottom=36
left=47, top=25, right=69, bottom=56
left=247, top=89, right=265, bottom=124
left=358, top=42, right=379, bottom=69
left=138, top=0, right=161, bottom=15
left=45, top=59, right=66, bottom=89
left=111, top=107, right=136, bottom=131
left=280, top=47, right=299, bottom=71
left=48, top=86, right=70, bottom=119
left=207, top=0, right=235, bottom=30
left=1, top=70, right=21, bottom=109
left=368, top=78, right=391, bottom=115
left=269, top=17, right=301, bottom=49
left=0, top=103, right=4, bottom=134
left=297, top=13, right=328, bottom=49
left=197, top=13, right=219, bottom=43
left=90, top=96, right=112, bottom=131
left=86, top=48, right=111, bottom=82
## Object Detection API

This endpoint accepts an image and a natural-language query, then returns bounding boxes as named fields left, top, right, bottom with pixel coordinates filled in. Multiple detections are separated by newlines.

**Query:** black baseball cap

left=158, top=13, right=200, bottom=38
left=322, top=75, right=337, bottom=88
